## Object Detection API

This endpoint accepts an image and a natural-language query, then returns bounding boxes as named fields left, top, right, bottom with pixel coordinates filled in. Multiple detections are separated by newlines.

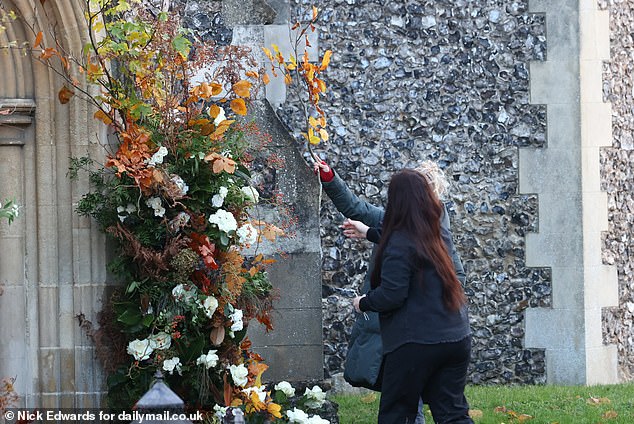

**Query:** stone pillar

left=521, top=0, right=619, bottom=384
left=228, top=11, right=324, bottom=381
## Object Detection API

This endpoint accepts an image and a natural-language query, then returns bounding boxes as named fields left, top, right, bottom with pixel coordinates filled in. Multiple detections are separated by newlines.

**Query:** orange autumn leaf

left=232, top=80, right=252, bottom=98
left=40, top=47, right=56, bottom=60
left=58, top=85, right=75, bottom=104
left=245, top=71, right=259, bottom=79
left=312, top=6, right=318, bottom=21
left=33, top=31, right=43, bottom=48
left=262, top=73, right=270, bottom=85
left=319, top=128, right=329, bottom=141
left=204, top=152, right=236, bottom=174
left=209, top=119, right=235, bottom=141
left=261, top=223, right=284, bottom=241
left=230, top=98, right=247, bottom=115
left=211, top=82, right=223, bottom=96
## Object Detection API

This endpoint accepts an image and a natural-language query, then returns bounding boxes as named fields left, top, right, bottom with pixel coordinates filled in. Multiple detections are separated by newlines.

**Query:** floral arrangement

left=0, top=0, right=334, bottom=421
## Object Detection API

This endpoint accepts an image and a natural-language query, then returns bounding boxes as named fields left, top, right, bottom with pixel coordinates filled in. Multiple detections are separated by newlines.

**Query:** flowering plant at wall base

left=0, top=200, right=19, bottom=224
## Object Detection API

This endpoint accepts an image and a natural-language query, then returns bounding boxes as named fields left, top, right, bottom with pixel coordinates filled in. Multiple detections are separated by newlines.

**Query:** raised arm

left=315, top=161, right=384, bottom=227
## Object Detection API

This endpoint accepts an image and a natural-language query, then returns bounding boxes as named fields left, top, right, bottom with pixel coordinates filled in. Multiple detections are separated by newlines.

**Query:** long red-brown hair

left=370, top=169, right=466, bottom=311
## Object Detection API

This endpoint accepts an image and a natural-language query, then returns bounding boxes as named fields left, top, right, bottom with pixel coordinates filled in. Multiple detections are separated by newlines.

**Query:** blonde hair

left=415, top=160, right=449, bottom=200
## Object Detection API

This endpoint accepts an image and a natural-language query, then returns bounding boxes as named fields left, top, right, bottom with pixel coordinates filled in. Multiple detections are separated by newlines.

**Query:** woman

left=352, top=169, right=473, bottom=424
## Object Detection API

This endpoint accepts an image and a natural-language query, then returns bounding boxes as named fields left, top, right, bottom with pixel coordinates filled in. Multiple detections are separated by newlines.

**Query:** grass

left=332, top=383, right=634, bottom=423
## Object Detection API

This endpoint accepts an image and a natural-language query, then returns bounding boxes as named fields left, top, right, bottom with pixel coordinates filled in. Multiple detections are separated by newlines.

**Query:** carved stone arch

left=0, top=0, right=109, bottom=408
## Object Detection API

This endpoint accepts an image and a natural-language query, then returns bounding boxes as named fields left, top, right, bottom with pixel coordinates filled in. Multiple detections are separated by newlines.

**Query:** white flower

left=237, top=223, right=258, bottom=246
left=241, top=186, right=259, bottom=204
left=286, top=408, right=309, bottom=423
left=162, top=357, right=182, bottom=375
left=304, top=386, right=327, bottom=409
left=228, top=363, right=249, bottom=387
left=274, top=381, right=295, bottom=397
left=242, top=386, right=267, bottom=403
left=213, top=107, right=227, bottom=126
left=211, top=194, right=224, bottom=208
left=211, top=186, right=229, bottom=208
left=146, top=197, right=165, bottom=217
left=126, top=339, right=153, bottom=361
left=200, top=295, right=219, bottom=318
left=170, top=174, right=189, bottom=196
left=196, top=350, right=219, bottom=369
left=116, top=203, right=136, bottom=222
left=149, top=332, right=172, bottom=350
left=229, top=308, right=244, bottom=332
left=208, top=209, right=237, bottom=233
left=147, top=146, right=168, bottom=167
left=213, top=405, right=228, bottom=419
left=172, top=284, right=196, bottom=303
left=306, top=416, right=330, bottom=424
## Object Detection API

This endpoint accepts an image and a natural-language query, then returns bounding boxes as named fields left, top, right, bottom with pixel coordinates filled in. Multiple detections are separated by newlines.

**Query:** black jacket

left=359, top=230, right=471, bottom=354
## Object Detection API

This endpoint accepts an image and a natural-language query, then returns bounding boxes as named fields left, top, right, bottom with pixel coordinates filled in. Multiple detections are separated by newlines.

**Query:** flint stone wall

left=279, top=0, right=550, bottom=384
left=599, top=0, right=634, bottom=380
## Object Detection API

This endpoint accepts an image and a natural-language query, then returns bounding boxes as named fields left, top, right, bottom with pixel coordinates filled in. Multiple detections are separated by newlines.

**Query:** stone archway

left=0, top=0, right=109, bottom=408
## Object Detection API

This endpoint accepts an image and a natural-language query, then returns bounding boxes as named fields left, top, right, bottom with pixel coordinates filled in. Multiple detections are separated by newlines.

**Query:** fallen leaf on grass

left=602, top=410, right=618, bottom=419
left=360, top=392, right=377, bottom=404
left=468, top=409, right=483, bottom=419
left=586, top=396, right=611, bottom=405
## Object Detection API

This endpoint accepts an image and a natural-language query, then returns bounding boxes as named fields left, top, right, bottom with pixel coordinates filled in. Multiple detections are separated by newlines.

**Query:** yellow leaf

left=517, top=414, right=533, bottom=422
left=308, top=128, right=320, bottom=145
left=211, top=82, right=223, bottom=96
left=309, top=116, right=319, bottom=128
left=267, top=403, right=282, bottom=419
left=208, top=104, right=220, bottom=119
left=230, top=98, right=247, bottom=116
left=94, top=110, right=112, bottom=125
left=360, top=392, right=377, bottom=404
left=320, top=50, right=332, bottom=70
left=262, top=47, right=274, bottom=62
left=232, top=80, right=252, bottom=98
left=312, top=6, right=318, bottom=21
left=284, top=73, right=292, bottom=85
left=262, top=73, right=270, bottom=85
left=319, top=128, right=329, bottom=142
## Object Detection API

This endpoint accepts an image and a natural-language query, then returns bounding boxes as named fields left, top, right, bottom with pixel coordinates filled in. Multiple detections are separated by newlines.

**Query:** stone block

left=255, top=345, right=323, bottom=382
left=530, top=61, right=579, bottom=105
left=525, top=307, right=584, bottom=351
left=586, top=345, right=618, bottom=385
left=519, top=148, right=581, bottom=194
left=545, top=348, right=586, bottom=385
left=581, top=103, right=612, bottom=147
left=248, top=308, right=322, bottom=346
left=580, top=60, right=604, bottom=104
left=266, top=252, right=322, bottom=309
left=0, top=237, right=25, bottom=284
left=39, top=348, right=61, bottom=393
left=38, top=287, right=59, bottom=348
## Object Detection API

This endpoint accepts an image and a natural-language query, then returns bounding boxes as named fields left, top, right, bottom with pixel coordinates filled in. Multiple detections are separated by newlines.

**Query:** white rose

left=274, top=381, right=296, bottom=397
left=162, top=357, right=182, bottom=375
left=127, top=339, right=153, bottom=361
left=286, top=408, right=309, bottom=423
left=211, top=194, right=225, bottom=208
left=196, top=350, right=219, bottom=369
left=304, top=386, right=327, bottom=409
left=147, top=146, right=168, bottom=167
left=149, top=332, right=172, bottom=350
left=229, top=308, right=244, bottom=332
left=172, top=284, right=196, bottom=303
left=228, top=364, right=249, bottom=387
left=201, top=295, right=219, bottom=318
left=237, top=223, right=258, bottom=246
left=208, top=209, right=238, bottom=233
left=241, top=186, right=259, bottom=204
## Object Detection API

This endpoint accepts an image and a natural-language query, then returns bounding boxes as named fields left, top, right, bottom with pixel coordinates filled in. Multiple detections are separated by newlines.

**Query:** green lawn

left=333, top=384, right=634, bottom=423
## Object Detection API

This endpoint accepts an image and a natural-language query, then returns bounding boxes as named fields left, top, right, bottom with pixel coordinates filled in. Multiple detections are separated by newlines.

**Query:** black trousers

left=378, top=337, right=473, bottom=424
